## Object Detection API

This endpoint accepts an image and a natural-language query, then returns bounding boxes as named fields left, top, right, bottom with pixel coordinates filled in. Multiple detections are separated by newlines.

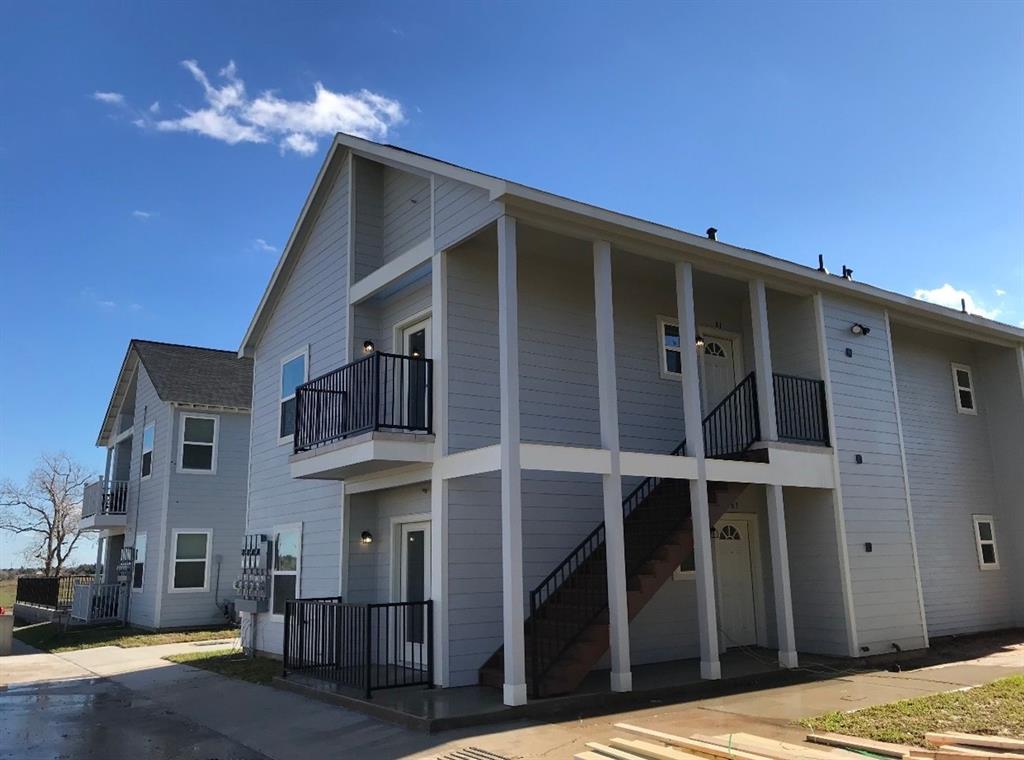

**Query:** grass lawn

left=164, top=648, right=279, bottom=685
left=14, top=622, right=238, bottom=653
left=0, top=579, right=15, bottom=610
left=802, top=675, right=1024, bottom=747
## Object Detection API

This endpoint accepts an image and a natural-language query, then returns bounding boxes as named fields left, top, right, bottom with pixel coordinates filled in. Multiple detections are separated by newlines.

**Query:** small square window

left=951, top=363, right=977, bottom=415
left=972, top=515, right=999, bottom=570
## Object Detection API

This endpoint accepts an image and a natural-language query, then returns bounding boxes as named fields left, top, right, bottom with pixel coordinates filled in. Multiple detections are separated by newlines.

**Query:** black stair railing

left=526, top=372, right=761, bottom=696
left=293, top=352, right=433, bottom=453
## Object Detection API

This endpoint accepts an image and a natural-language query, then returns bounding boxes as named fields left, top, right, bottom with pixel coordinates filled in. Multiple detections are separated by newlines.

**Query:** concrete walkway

left=1, top=634, right=1021, bottom=759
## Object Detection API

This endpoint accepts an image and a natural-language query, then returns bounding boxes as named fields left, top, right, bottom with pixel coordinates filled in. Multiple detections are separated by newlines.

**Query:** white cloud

left=132, top=210, right=155, bottom=219
left=252, top=238, right=277, bottom=253
left=913, top=283, right=1000, bottom=320
left=995, top=288, right=1007, bottom=297
left=101, top=60, right=405, bottom=157
left=93, top=91, right=125, bottom=105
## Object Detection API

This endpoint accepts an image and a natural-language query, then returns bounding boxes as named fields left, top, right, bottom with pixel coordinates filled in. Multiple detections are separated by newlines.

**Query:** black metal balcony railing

left=773, top=373, right=830, bottom=446
left=282, top=597, right=433, bottom=699
left=15, top=575, right=93, bottom=609
left=293, top=352, right=433, bottom=454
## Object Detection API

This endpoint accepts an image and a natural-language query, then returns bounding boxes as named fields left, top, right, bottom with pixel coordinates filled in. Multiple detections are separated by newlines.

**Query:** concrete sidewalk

left=1, top=634, right=1022, bottom=759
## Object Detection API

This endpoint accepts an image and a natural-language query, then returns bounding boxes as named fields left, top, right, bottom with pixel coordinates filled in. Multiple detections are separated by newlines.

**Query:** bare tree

left=0, top=453, right=94, bottom=576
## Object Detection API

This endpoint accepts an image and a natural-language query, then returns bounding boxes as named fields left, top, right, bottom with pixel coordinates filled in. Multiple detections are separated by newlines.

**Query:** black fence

left=283, top=597, right=433, bottom=699
left=773, top=373, right=830, bottom=446
left=15, top=575, right=93, bottom=609
left=703, top=372, right=761, bottom=459
left=294, top=352, right=433, bottom=453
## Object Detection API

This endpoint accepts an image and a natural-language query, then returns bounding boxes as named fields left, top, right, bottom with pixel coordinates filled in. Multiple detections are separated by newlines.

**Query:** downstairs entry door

left=397, top=520, right=431, bottom=666
left=715, top=518, right=758, bottom=647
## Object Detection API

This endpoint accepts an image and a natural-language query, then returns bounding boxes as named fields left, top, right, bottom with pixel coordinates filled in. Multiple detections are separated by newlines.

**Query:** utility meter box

left=234, top=534, right=270, bottom=613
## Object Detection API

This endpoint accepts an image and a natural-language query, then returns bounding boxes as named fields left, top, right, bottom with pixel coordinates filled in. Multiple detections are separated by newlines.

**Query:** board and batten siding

left=892, top=326, right=1015, bottom=636
left=159, top=409, right=250, bottom=628
left=125, top=366, right=169, bottom=629
left=822, top=297, right=925, bottom=653
left=246, top=154, right=351, bottom=655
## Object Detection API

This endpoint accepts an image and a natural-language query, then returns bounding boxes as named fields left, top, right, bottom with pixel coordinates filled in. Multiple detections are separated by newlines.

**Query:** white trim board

left=350, top=239, right=433, bottom=305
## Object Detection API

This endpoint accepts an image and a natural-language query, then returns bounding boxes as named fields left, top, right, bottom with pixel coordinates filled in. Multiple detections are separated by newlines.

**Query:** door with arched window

left=699, top=331, right=741, bottom=412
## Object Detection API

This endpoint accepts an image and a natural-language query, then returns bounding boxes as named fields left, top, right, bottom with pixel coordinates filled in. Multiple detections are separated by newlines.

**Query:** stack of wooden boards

left=575, top=723, right=1024, bottom=760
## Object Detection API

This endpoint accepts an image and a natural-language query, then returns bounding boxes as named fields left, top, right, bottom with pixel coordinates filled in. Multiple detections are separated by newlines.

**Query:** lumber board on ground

left=608, top=737, right=741, bottom=760
left=694, top=733, right=861, bottom=759
left=576, top=752, right=615, bottom=760
left=584, top=742, right=652, bottom=760
left=904, top=750, right=1024, bottom=760
left=611, top=725, right=774, bottom=760
left=806, top=732, right=917, bottom=757
left=925, top=734, right=1024, bottom=752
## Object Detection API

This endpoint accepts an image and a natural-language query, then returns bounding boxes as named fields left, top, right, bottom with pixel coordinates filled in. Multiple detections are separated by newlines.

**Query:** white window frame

left=657, top=315, right=684, bottom=380
left=131, top=532, right=147, bottom=592
left=269, top=522, right=302, bottom=620
left=177, top=412, right=219, bottom=474
left=278, top=346, right=310, bottom=446
left=972, top=514, right=999, bottom=570
left=168, top=529, right=212, bottom=593
left=141, top=423, right=155, bottom=480
left=951, top=362, right=977, bottom=415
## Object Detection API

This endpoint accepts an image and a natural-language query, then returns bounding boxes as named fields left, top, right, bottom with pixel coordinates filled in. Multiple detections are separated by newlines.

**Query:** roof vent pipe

left=841, top=265, right=854, bottom=281
left=961, top=298, right=967, bottom=314
left=706, top=227, right=717, bottom=241
left=817, top=254, right=828, bottom=274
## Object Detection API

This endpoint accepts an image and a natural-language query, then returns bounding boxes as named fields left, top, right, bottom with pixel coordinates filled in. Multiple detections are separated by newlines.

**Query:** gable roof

left=239, top=132, right=1024, bottom=356
left=98, top=339, right=253, bottom=446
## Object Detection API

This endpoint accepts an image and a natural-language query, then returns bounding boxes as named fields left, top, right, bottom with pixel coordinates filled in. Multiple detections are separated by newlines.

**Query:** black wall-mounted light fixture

left=362, top=340, right=375, bottom=354
left=850, top=323, right=871, bottom=337
left=360, top=531, right=373, bottom=544
left=695, top=334, right=706, bottom=349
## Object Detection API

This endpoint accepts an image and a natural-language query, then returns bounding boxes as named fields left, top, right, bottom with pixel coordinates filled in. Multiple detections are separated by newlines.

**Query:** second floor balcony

left=81, top=479, right=130, bottom=530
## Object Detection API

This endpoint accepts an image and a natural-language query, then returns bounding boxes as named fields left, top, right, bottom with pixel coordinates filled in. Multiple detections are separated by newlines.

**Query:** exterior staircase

left=479, top=372, right=765, bottom=698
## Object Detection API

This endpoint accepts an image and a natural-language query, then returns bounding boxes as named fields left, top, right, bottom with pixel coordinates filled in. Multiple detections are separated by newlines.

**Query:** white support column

left=103, top=447, right=113, bottom=483
left=593, top=240, right=632, bottom=693
left=497, top=215, right=527, bottom=706
left=748, top=279, right=778, bottom=441
left=766, top=485, right=798, bottom=668
left=430, top=243, right=450, bottom=687
left=675, top=261, right=721, bottom=680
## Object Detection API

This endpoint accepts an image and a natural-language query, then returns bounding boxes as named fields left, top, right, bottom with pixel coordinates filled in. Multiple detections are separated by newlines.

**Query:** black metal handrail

left=293, top=352, right=433, bottom=453
left=526, top=372, right=761, bottom=695
left=15, top=575, right=93, bottom=609
left=283, top=597, right=433, bottom=699
left=773, top=373, right=829, bottom=445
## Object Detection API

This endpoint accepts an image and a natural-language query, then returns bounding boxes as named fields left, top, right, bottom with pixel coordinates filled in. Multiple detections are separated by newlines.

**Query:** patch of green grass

left=802, top=675, right=1024, bottom=747
left=0, top=579, right=15, bottom=610
left=164, top=648, right=279, bottom=685
left=14, top=622, right=238, bottom=652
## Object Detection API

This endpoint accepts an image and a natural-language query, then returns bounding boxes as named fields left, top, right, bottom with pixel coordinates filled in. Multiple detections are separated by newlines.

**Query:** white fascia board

left=520, top=443, right=611, bottom=475
left=435, top=445, right=500, bottom=480
left=290, top=438, right=434, bottom=480
left=349, top=238, right=433, bottom=304
left=344, top=464, right=432, bottom=494
left=620, top=452, right=698, bottom=480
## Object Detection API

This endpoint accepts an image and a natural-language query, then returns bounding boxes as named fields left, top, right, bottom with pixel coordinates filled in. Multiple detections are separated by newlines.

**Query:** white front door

left=401, top=318, right=431, bottom=430
left=397, top=520, right=431, bottom=665
left=700, top=333, right=739, bottom=412
left=715, top=518, right=758, bottom=647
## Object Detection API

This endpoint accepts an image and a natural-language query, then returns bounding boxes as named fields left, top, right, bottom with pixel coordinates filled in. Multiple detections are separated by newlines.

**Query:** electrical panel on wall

left=234, top=534, right=271, bottom=613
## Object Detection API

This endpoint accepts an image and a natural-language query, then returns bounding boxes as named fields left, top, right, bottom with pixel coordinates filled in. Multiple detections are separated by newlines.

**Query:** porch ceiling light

left=360, top=531, right=373, bottom=544
left=695, top=334, right=705, bottom=349
left=363, top=340, right=375, bottom=353
left=850, top=323, right=871, bottom=337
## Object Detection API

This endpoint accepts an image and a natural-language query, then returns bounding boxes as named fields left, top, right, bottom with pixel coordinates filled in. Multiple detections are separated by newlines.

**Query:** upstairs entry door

left=700, top=332, right=740, bottom=413
left=401, top=318, right=431, bottom=430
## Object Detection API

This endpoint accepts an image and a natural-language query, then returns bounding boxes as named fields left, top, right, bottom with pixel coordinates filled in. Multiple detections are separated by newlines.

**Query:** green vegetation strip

left=802, top=675, right=1024, bottom=747
left=164, top=648, right=279, bottom=685
left=14, top=622, right=237, bottom=652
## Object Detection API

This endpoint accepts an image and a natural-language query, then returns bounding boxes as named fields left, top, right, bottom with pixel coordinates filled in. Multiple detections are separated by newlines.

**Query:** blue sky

left=1, top=1, right=1021, bottom=566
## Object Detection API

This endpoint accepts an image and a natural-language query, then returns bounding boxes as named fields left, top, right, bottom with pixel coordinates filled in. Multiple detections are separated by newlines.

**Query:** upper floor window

left=951, top=363, right=976, bottom=415
left=141, top=423, right=155, bottom=479
left=658, top=317, right=683, bottom=377
left=972, top=515, right=999, bottom=570
left=271, top=524, right=301, bottom=616
left=279, top=348, right=309, bottom=442
left=178, top=413, right=218, bottom=473
left=132, top=533, right=147, bottom=591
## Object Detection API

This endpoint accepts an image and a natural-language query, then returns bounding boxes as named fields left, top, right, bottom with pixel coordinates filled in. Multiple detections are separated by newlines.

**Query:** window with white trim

left=658, top=317, right=682, bottom=377
left=279, top=349, right=308, bottom=441
left=270, top=525, right=301, bottom=616
left=141, top=423, right=155, bottom=479
left=132, top=533, right=147, bottom=591
left=179, top=414, right=218, bottom=473
left=170, top=530, right=211, bottom=591
left=951, top=363, right=977, bottom=415
left=972, top=515, right=999, bottom=570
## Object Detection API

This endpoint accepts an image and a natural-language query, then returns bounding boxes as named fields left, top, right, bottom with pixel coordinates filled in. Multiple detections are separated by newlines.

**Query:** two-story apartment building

left=237, top=133, right=1024, bottom=707
left=79, top=340, right=253, bottom=630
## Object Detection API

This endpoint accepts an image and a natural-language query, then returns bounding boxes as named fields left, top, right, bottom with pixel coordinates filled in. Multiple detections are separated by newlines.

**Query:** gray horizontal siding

left=434, top=178, right=500, bottom=252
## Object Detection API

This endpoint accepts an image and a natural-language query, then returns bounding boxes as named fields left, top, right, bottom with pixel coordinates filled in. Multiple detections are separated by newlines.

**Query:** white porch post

left=675, top=261, right=721, bottom=680
left=498, top=215, right=527, bottom=706
left=103, top=447, right=113, bottom=483
left=593, top=240, right=632, bottom=692
left=430, top=245, right=450, bottom=686
left=749, top=279, right=778, bottom=441
left=766, top=485, right=798, bottom=667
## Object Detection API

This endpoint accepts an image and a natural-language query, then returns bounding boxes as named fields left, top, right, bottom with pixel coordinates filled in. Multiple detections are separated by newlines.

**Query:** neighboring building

left=78, top=340, right=253, bottom=630
left=237, top=133, right=1024, bottom=706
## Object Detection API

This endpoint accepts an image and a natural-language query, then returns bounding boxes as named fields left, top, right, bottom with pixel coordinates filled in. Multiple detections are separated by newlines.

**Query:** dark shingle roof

left=132, top=340, right=253, bottom=409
